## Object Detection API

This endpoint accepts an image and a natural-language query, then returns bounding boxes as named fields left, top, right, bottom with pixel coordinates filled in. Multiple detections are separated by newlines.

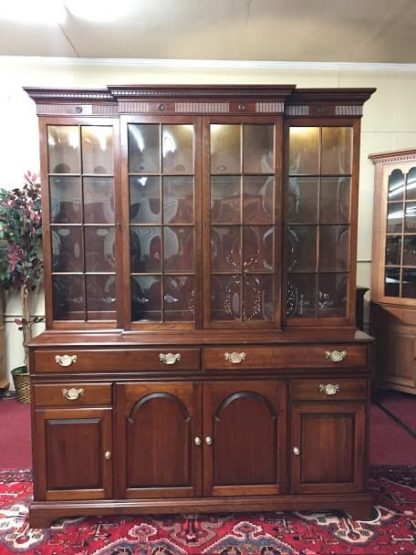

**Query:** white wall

left=1, top=57, right=416, bottom=382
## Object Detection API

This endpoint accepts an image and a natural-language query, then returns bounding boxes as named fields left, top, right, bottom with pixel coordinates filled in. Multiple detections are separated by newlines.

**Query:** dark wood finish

left=26, top=84, right=375, bottom=526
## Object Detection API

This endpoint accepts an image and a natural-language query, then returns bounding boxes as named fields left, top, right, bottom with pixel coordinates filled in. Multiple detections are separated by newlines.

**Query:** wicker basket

left=11, top=366, right=30, bottom=404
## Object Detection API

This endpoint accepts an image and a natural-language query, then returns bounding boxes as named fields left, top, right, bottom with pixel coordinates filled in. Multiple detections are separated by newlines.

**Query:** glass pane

left=164, top=227, right=194, bottom=272
left=320, top=177, right=350, bottom=224
left=85, top=227, right=115, bottom=272
left=52, top=227, right=83, bottom=272
left=386, top=236, right=402, bottom=266
left=287, top=226, right=316, bottom=272
left=321, top=127, right=352, bottom=175
left=388, top=169, right=405, bottom=202
left=243, top=275, right=273, bottom=321
left=86, top=275, right=116, bottom=319
left=287, top=177, right=318, bottom=223
left=210, top=125, right=240, bottom=174
left=50, top=176, right=82, bottom=223
left=164, top=276, right=195, bottom=321
left=405, top=202, right=416, bottom=232
left=129, top=176, right=161, bottom=224
left=243, top=176, right=274, bottom=224
left=163, top=176, right=193, bottom=224
left=286, top=274, right=316, bottom=317
left=402, top=269, right=416, bottom=297
left=385, top=268, right=400, bottom=297
left=211, top=227, right=241, bottom=272
left=318, top=273, right=348, bottom=316
left=288, top=127, right=319, bottom=175
left=162, top=125, right=194, bottom=174
left=403, top=236, right=416, bottom=266
left=243, top=125, right=274, bottom=174
left=131, top=275, right=161, bottom=321
left=128, top=124, right=160, bottom=173
left=48, top=125, right=80, bottom=174
left=405, top=168, right=416, bottom=201
left=81, top=126, right=113, bottom=174
left=84, top=177, right=114, bottom=223
left=211, top=275, right=241, bottom=320
left=52, top=275, right=85, bottom=320
left=387, top=202, right=403, bottom=233
left=243, top=226, right=274, bottom=272
left=319, top=226, right=349, bottom=272
left=211, top=176, right=241, bottom=224
left=130, top=227, right=162, bottom=273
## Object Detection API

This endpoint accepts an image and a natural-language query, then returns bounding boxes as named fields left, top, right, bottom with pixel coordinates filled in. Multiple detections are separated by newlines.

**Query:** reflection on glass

left=320, top=178, right=350, bottom=224
left=85, top=227, right=115, bottom=272
left=164, top=227, right=194, bottom=272
left=321, top=127, right=352, bottom=175
left=287, top=226, right=316, bottom=272
left=164, top=276, right=195, bottom=321
left=243, top=275, right=273, bottom=320
left=48, top=125, right=80, bottom=174
left=82, top=126, right=113, bottom=174
left=287, top=178, right=318, bottom=223
left=405, top=202, right=416, bottom=232
left=386, top=236, right=402, bottom=266
left=52, top=275, right=85, bottom=320
left=84, top=177, right=114, bottom=223
left=288, top=127, right=319, bottom=175
left=129, top=177, right=161, bottom=224
left=286, top=274, right=316, bottom=317
left=50, top=176, right=82, bottom=223
left=130, top=227, right=162, bottom=272
left=387, top=202, right=403, bottom=233
left=86, top=275, right=116, bottom=319
left=243, top=226, right=274, bottom=272
left=211, top=177, right=241, bottom=224
left=131, top=275, right=161, bottom=321
left=163, top=177, right=193, bottom=224
left=384, top=268, right=400, bottom=297
left=162, top=125, right=194, bottom=174
left=52, top=227, right=83, bottom=272
left=243, top=125, right=274, bottom=174
left=318, top=273, right=347, bottom=316
left=211, top=275, right=241, bottom=320
left=388, top=169, right=405, bottom=202
left=211, top=227, right=241, bottom=271
left=210, top=125, right=241, bottom=174
left=405, top=168, right=416, bottom=201
left=243, top=177, right=274, bottom=224
left=403, top=236, right=416, bottom=266
left=128, top=124, right=160, bottom=173
left=402, top=269, right=416, bottom=297
left=319, top=226, right=349, bottom=272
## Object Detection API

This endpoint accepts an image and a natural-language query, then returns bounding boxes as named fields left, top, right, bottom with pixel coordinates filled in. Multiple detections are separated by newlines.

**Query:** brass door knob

left=205, top=436, right=213, bottom=446
left=104, top=451, right=112, bottom=460
left=293, top=446, right=300, bottom=456
left=194, top=437, right=202, bottom=446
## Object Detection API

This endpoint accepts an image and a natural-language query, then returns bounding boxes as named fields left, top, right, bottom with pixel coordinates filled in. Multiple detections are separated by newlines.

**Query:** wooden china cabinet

left=25, top=84, right=375, bottom=527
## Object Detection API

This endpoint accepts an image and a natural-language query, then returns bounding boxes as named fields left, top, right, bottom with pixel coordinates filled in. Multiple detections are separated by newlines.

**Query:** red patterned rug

left=0, top=466, right=415, bottom=554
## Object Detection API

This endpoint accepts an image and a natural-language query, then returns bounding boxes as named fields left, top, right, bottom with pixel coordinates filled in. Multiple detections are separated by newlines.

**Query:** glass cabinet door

left=285, top=126, right=353, bottom=320
left=48, top=124, right=116, bottom=322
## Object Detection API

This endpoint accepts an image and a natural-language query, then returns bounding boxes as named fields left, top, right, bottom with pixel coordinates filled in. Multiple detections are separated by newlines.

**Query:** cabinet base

left=29, top=493, right=374, bottom=528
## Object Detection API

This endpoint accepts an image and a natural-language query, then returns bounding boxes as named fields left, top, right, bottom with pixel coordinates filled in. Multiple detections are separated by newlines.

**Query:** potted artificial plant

left=0, top=172, right=43, bottom=402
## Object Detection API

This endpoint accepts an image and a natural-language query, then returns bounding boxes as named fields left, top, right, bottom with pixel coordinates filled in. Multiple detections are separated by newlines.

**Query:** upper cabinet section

left=26, top=85, right=374, bottom=332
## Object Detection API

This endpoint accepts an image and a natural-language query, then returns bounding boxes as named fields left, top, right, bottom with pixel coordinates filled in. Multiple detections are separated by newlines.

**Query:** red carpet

left=0, top=467, right=415, bottom=554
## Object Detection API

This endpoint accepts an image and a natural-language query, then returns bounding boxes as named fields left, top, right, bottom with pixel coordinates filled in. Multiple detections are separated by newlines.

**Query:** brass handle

left=194, top=437, right=202, bottom=446
left=159, top=353, right=181, bottom=365
left=319, top=383, right=341, bottom=396
left=293, top=446, right=300, bottom=456
left=224, top=352, right=246, bottom=364
left=205, top=436, right=213, bottom=446
left=104, top=451, right=112, bottom=460
left=62, top=387, right=84, bottom=400
left=55, top=354, right=78, bottom=367
left=325, top=350, right=347, bottom=363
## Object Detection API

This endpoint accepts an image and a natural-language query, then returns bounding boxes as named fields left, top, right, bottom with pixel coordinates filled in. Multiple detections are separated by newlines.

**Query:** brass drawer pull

left=55, top=354, right=78, bottom=367
left=159, top=353, right=181, bottom=365
left=224, top=352, right=246, bottom=364
left=319, top=383, right=341, bottom=396
left=325, top=350, right=347, bottom=363
left=62, top=387, right=84, bottom=400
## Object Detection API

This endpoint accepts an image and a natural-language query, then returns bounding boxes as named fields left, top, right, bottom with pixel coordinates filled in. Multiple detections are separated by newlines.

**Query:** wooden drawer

left=33, top=383, right=112, bottom=406
left=202, top=344, right=368, bottom=370
left=32, top=348, right=200, bottom=373
left=291, top=378, right=368, bottom=401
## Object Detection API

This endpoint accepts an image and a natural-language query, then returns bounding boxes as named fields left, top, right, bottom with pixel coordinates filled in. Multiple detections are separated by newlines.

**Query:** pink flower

left=7, top=244, right=24, bottom=272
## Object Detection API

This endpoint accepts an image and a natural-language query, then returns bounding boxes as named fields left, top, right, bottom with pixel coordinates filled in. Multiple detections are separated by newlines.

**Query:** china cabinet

left=25, top=84, right=375, bottom=527
left=370, top=148, right=416, bottom=394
